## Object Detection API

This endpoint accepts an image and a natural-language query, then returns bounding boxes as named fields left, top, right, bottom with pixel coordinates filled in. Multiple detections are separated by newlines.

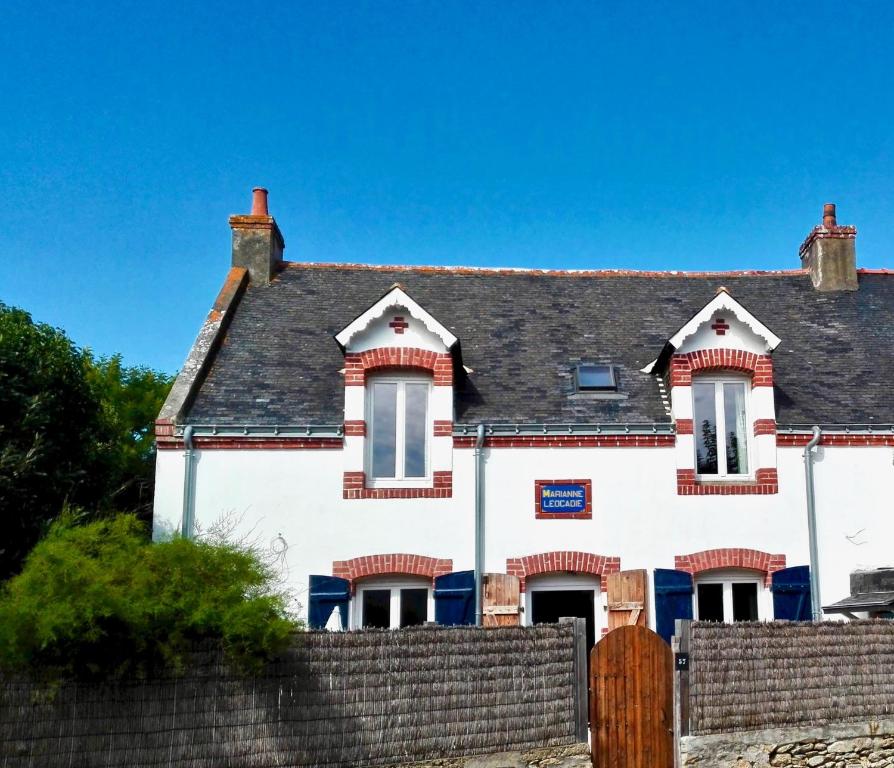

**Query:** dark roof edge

left=158, top=267, right=249, bottom=426
left=282, top=261, right=817, bottom=279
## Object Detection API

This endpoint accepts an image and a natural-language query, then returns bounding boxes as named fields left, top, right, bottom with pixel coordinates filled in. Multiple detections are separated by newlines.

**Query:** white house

left=153, top=190, right=894, bottom=646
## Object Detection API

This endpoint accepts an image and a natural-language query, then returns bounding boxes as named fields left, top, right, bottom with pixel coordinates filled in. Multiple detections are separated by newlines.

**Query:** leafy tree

left=0, top=304, right=106, bottom=578
left=86, top=354, right=173, bottom=518
left=0, top=514, right=296, bottom=679
left=0, top=304, right=173, bottom=579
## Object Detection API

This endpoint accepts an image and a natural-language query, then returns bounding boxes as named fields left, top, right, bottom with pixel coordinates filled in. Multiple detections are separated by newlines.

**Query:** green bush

left=0, top=514, right=297, bottom=679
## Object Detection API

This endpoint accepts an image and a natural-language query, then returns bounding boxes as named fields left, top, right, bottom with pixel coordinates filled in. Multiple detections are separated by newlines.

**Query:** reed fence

left=687, top=620, right=894, bottom=735
left=0, top=624, right=578, bottom=768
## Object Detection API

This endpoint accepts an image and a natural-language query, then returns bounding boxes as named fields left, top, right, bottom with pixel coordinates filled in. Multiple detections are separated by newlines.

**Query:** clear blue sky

left=1, top=1, right=892, bottom=373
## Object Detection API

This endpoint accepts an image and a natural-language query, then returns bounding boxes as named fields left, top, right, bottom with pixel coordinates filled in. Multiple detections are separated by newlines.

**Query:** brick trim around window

left=506, top=551, right=621, bottom=592
left=669, top=349, right=773, bottom=388
left=344, top=347, right=453, bottom=386
left=674, top=548, right=786, bottom=586
left=333, top=553, right=454, bottom=590
left=343, top=470, right=453, bottom=499
left=677, top=468, right=778, bottom=495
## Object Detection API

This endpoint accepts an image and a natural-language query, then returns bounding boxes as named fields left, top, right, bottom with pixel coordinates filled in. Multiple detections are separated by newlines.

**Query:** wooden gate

left=590, top=625, right=673, bottom=768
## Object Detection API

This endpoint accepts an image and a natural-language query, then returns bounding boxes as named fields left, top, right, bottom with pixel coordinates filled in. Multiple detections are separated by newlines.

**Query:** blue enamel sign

left=539, top=483, right=588, bottom=514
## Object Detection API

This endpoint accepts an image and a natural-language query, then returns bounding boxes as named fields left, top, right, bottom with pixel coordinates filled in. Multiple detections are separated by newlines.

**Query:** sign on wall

left=534, top=479, right=593, bottom=520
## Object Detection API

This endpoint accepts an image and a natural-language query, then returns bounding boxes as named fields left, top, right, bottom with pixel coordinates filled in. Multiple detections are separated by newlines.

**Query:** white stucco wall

left=153, top=440, right=894, bottom=626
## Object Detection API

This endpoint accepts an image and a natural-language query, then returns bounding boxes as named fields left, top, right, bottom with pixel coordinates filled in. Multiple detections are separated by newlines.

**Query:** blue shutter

left=654, top=568, right=694, bottom=644
left=308, top=575, right=351, bottom=629
left=771, top=565, right=812, bottom=621
left=434, top=570, right=475, bottom=626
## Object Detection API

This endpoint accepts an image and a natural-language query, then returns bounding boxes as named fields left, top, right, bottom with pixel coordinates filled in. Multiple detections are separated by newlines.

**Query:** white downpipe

left=804, top=425, right=822, bottom=620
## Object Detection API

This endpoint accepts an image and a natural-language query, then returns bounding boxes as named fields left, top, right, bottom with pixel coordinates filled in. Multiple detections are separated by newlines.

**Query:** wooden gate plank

left=482, top=574, right=520, bottom=626
left=590, top=625, right=673, bottom=768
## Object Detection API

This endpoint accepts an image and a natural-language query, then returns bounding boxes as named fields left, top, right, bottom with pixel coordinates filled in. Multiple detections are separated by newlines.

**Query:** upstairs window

left=574, top=364, right=618, bottom=392
left=367, top=376, right=431, bottom=484
left=692, top=377, right=750, bottom=477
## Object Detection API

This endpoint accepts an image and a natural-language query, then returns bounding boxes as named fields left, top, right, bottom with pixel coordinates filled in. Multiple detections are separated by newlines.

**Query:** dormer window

left=367, top=375, right=431, bottom=485
left=574, top=364, right=618, bottom=392
left=692, top=376, right=750, bottom=477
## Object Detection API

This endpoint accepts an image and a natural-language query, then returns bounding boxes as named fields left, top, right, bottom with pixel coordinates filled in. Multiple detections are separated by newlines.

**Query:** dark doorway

left=530, top=589, right=596, bottom=650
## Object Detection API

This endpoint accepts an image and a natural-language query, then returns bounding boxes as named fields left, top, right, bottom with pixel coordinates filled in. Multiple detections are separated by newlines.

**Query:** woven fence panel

left=689, top=620, right=894, bottom=735
left=0, top=624, right=577, bottom=768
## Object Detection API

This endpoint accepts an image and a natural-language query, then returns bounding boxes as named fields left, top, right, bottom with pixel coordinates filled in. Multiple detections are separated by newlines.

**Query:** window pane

left=577, top=365, right=616, bottom=390
left=362, top=589, right=391, bottom=628
left=371, top=383, right=397, bottom=478
left=732, top=583, right=758, bottom=621
left=723, top=383, right=749, bottom=474
left=693, top=383, right=718, bottom=474
left=697, top=583, right=724, bottom=622
left=399, top=588, right=428, bottom=627
left=403, top=384, right=428, bottom=478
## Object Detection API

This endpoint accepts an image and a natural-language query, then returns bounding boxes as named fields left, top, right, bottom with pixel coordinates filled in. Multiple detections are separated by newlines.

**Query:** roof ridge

left=282, top=261, right=816, bottom=278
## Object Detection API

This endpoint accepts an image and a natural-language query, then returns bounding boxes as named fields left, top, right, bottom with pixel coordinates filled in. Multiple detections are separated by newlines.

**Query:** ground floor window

left=354, top=578, right=433, bottom=629
left=694, top=570, right=763, bottom=622
left=524, top=574, right=602, bottom=650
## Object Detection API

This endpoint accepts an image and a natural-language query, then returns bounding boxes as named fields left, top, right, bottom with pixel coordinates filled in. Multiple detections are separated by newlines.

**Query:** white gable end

left=335, top=286, right=457, bottom=353
left=643, top=289, right=781, bottom=372
left=669, top=289, right=781, bottom=354
left=349, top=309, right=450, bottom=353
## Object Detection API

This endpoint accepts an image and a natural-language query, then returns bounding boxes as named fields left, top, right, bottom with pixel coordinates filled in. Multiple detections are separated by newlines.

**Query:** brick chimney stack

left=799, top=203, right=858, bottom=291
left=229, top=187, right=284, bottom=284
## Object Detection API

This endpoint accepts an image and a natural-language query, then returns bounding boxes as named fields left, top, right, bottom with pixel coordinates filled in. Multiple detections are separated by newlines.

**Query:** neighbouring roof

left=823, top=591, right=894, bottom=614
left=184, top=264, right=894, bottom=426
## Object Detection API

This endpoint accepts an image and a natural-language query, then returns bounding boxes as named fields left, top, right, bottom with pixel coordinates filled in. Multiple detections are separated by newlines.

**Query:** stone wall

left=396, top=743, right=591, bottom=768
left=681, top=719, right=894, bottom=768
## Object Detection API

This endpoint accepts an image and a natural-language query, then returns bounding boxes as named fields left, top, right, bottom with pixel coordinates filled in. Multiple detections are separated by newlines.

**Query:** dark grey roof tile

left=186, top=266, right=894, bottom=426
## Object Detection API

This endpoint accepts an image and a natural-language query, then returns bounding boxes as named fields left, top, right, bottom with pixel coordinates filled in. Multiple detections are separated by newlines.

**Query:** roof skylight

left=575, top=364, right=618, bottom=392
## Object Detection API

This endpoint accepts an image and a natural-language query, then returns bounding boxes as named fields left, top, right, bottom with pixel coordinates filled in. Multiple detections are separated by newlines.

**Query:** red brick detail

left=344, top=348, right=453, bottom=387
left=388, top=316, right=409, bottom=334
left=333, top=553, right=453, bottom=589
left=676, top=468, right=778, bottom=495
left=433, top=420, right=453, bottom=436
left=534, top=479, right=593, bottom=520
left=799, top=224, right=857, bottom=258
left=777, top=433, right=894, bottom=447
left=675, top=419, right=694, bottom=435
left=155, top=418, right=177, bottom=446
left=753, top=419, right=777, bottom=436
left=342, top=471, right=453, bottom=499
left=675, top=548, right=787, bottom=586
left=344, top=420, right=366, bottom=437
left=710, top=318, right=730, bottom=335
left=505, top=551, right=621, bottom=592
left=453, top=435, right=675, bottom=448
left=668, top=350, right=773, bottom=388
left=157, top=437, right=343, bottom=450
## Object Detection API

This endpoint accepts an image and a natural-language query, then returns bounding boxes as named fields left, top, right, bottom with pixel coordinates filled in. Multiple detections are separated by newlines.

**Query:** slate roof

left=185, top=264, right=894, bottom=426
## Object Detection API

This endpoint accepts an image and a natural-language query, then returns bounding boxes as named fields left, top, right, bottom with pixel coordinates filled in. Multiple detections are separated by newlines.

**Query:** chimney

left=798, top=203, right=858, bottom=291
left=228, top=187, right=285, bottom=284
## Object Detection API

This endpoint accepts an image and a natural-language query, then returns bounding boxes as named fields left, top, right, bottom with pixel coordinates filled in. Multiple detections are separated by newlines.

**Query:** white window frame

left=522, top=574, right=606, bottom=636
left=692, top=374, right=753, bottom=480
left=693, top=569, right=768, bottom=622
left=353, top=577, right=434, bottom=629
left=366, top=374, right=432, bottom=487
